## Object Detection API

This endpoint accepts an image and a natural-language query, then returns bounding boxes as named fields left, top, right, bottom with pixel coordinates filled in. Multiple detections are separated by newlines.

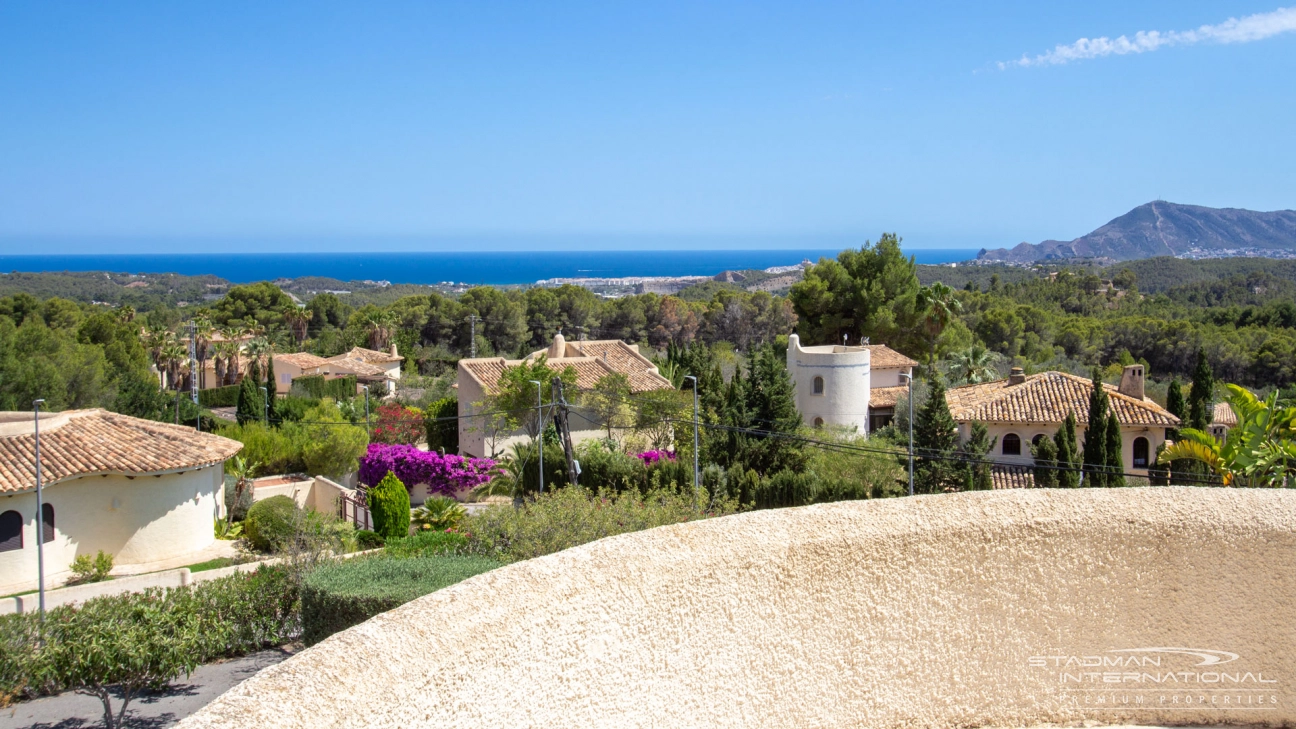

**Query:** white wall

left=0, top=464, right=223, bottom=594
left=960, top=422, right=1168, bottom=476
left=785, top=334, right=871, bottom=434
left=871, top=366, right=907, bottom=388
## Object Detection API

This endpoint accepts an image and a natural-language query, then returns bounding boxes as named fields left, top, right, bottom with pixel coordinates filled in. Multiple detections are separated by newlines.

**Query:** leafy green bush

left=423, top=396, right=458, bottom=453
left=385, top=529, right=468, bottom=558
left=368, top=471, right=411, bottom=540
left=572, top=440, right=644, bottom=492
left=355, top=529, right=385, bottom=549
left=411, top=495, right=466, bottom=532
left=300, top=554, right=498, bottom=645
left=197, top=384, right=241, bottom=408
left=0, top=566, right=297, bottom=720
left=68, top=551, right=113, bottom=585
left=273, top=395, right=318, bottom=423
left=291, top=374, right=357, bottom=400
left=219, top=422, right=308, bottom=476
left=464, top=487, right=738, bottom=563
left=756, top=470, right=817, bottom=508
left=243, top=495, right=300, bottom=552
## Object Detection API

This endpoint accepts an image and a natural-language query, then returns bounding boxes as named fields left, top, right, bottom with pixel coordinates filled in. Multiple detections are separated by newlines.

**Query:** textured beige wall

left=181, top=488, right=1296, bottom=729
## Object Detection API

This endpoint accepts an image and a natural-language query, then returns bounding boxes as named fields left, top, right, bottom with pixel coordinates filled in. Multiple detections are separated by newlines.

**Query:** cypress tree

left=1104, top=412, right=1125, bottom=487
left=1187, top=349, right=1214, bottom=431
left=1055, top=412, right=1081, bottom=488
left=740, top=344, right=805, bottom=475
left=264, top=354, right=279, bottom=426
left=1081, top=370, right=1109, bottom=488
left=960, top=421, right=995, bottom=491
left=1165, top=380, right=1185, bottom=437
left=1032, top=435, right=1058, bottom=488
left=369, top=471, right=411, bottom=540
left=235, top=375, right=263, bottom=426
left=913, top=377, right=960, bottom=494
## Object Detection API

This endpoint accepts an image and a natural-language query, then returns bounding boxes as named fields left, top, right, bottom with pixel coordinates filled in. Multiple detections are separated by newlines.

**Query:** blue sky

left=1, top=1, right=1293, bottom=253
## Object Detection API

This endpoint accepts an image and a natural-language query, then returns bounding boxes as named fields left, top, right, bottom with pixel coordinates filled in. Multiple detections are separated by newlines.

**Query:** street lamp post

left=683, top=375, right=699, bottom=504
left=32, top=399, right=47, bottom=621
left=529, top=380, right=543, bottom=494
left=900, top=372, right=914, bottom=496
left=259, top=386, right=269, bottom=425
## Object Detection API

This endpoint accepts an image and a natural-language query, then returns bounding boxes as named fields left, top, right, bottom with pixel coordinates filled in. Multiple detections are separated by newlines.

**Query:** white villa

left=0, top=410, right=243, bottom=594
left=785, top=333, right=918, bottom=435
left=945, top=365, right=1180, bottom=485
left=456, top=333, right=674, bottom=458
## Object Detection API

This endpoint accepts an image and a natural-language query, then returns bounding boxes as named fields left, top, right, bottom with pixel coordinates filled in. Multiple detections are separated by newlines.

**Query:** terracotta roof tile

left=945, top=371, right=1178, bottom=427
left=343, top=347, right=404, bottom=364
left=325, top=355, right=395, bottom=379
left=461, top=342, right=673, bottom=396
left=0, top=410, right=242, bottom=494
left=991, top=465, right=1035, bottom=490
left=869, top=385, right=908, bottom=409
left=1211, top=402, right=1237, bottom=427
left=275, top=352, right=330, bottom=370
left=865, top=345, right=919, bottom=369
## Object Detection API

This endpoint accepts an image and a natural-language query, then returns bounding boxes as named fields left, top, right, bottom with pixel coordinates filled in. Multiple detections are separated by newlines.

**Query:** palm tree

left=1158, top=384, right=1296, bottom=487
left=363, top=310, right=397, bottom=350
left=220, top=326, right=246, bottom=383
left=946, top=345, right=1001, bottom=385
left=284, top=307, right=311, bottom=346
left=142, top=327, right=168, bottom=369
left=211, top=341, right=230, bottom=387
left=192, top=317, right=213, bottom=389
left=157, top=341, right=188, bottom=390
left=917, top=282, right=964, bottom=370
left=244, top=337, right=273, bottom=376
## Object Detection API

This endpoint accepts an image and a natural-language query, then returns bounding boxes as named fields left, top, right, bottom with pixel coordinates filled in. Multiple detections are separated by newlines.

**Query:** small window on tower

left=812, top=376, right=824, bottom=395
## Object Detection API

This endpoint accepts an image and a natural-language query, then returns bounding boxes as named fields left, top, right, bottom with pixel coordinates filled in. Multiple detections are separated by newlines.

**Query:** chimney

left=389, top=342, right=398, bottom=358
left=1008, top=367, right=1026, bottom=385
left=548, top=331, right=566, bottom=359
left=1118, top=364, right=1145, bottom=400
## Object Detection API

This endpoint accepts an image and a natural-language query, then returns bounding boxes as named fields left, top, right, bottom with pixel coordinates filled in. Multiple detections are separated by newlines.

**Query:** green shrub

left=355, top=530, right=385, bottom=549
left=464, top=487, right=738, bottom=563
left=219, top=422, right=308, bottom=476
left=291, top=374, right=357, bottom=400
left=572, top=441, right=644, bottom=492
left=423, top=396, right=458, bottom=453
left=300, top=554, right=498, bottom=645
left=243, top=495, right=300, bottom=552
left=198, top=384, right=241, bottom=408
left=385, top=529, right=468, bottom=558
left=274, top=395, right=317, bottom=423
left=756, top=470, right=817, bottom=508
left=368, top=472, right=411, bottom=540
left=68, top=551, right=113, bottom=585
left=411, top=495, right=466, bottom=532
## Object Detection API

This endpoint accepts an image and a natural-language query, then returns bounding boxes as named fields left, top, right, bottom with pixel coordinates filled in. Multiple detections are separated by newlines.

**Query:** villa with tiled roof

left=457, top=333, right=674, bottom=457
left=946, top=365, right=1179, bottom=482
left=0, top=409, right=243, bottom=593
left=785, top=333, right=918, bottom=435
left=324, top=345, right=405, bottom=395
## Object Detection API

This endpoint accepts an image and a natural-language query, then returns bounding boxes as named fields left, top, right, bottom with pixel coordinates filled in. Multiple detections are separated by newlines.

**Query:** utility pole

left=683, top=375, right=699, bottom=504
left=900, top=372, right=914, bottom=496
left=33, top=399, right=47, bottom=621
left=552, top=378, right=579, bottom=487
left=468, top=315, right=481, bottom=358
left=530, top=380, right=544, bottom=494
left=189, top=320, right=199, bottom=431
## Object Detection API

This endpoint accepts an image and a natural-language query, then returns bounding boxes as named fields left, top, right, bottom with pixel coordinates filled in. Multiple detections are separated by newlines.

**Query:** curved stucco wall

left=786, top=333, right=872, bottom=433
left=183, top=488, right=1296, bottom=729
left=0, top=464, right=222, bottom=593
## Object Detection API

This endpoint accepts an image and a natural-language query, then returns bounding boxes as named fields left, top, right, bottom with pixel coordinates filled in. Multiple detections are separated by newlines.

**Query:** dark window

left=1133, top=437, right=1149, bottom=468
left=0, top=510, right=21, bottom=553
left=1032, top=434, right=1045, bottom=447
left=812, top=376, right=824, bottom=395
left=41, top=503, right=54, bottom=544
left=869, top=408, right=895, bottom=433
left=1002, top=433, right=1021, bottom=456
left=813, top=417, right=824, bottom=428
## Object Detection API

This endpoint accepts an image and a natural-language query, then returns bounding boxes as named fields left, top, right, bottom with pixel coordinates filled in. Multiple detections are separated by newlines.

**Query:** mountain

left=977, top=201, right=1296, bottom=263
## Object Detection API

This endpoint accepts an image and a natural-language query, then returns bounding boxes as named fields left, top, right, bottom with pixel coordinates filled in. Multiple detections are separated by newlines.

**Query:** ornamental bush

left=371, top=402, right=423, bottom=445
left=243, top=495, right=300, bottom=552
left=358, top=443, right=498, bottom=497
left=368, top=471, right=411, bottom=541
left=423, top=396, right=459, bottom=453
left=300, top=554, right=499, bottom=645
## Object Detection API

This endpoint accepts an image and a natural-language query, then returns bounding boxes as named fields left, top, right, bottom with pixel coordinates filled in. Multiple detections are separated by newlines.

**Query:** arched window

left=812, top=376, right=824, bottom=395
left=813, top=417, right=824, bottom=428
left=1002, top=433, right=1021, bottom=456
left=0, top=511, right=22, bottom=553
left=1132, top=437, right=1149, bottom=468
left=1031, top=434, right=1045, bottom=447
left=41, top=503, right=54, bottom=544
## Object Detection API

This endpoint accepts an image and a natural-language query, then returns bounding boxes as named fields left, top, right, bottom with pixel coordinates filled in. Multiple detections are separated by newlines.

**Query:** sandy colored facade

left=181, top=487, right=1296, bottom=729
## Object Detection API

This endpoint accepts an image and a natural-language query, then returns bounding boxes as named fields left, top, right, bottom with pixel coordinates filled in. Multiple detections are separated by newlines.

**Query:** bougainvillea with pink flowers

left=359, top=443, right=499, bottom=496
left=635, top=449, right=677, bottom=466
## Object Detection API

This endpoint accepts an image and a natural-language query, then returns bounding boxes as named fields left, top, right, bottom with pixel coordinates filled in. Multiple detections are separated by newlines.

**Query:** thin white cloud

left=999, top=6, right=1296, bottom=69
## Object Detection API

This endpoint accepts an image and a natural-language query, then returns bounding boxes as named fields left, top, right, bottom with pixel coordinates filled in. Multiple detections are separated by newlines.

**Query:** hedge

left=300, top=554, right=499, bottom=645
left=198, top=384, right=241, bottom=408
left=290, top=374, right=357, bottom=400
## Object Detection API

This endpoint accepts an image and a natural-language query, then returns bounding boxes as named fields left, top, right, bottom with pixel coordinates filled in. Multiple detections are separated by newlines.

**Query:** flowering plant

left=359, top=443, right=499, bottom=496
left=635, top=449, right=677, bottom=466
left=371, top=403, right=423, bottom=445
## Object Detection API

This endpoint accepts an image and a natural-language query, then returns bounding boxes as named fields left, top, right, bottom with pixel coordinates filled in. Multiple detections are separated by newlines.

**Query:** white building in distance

left=785, top=334, right=918, bottom=435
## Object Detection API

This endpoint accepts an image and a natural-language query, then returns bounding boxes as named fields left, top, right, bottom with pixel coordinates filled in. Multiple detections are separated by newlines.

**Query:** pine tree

left=235, top=375, right=263, bottom=426
left=1187, top=349, right=1214, bottom=431
left=1104, top=412, right=1125, bottom=487
left=742, top=344, right=805, bottom=475
left=1082, top=370, right=1109, bottom=488
left=1032, top=435, right=1058, bottom=488
left=1055, top=412, right=1081, bottom=488
left=264, top=355, right=279, bottom=426
left=913, top=377, right=960, bottom=494
left=1165, top=380, right=1185, bottom=437
left=960, top=420, right=995, bottom=491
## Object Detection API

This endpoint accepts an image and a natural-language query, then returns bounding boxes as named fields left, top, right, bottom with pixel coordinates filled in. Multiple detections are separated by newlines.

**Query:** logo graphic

left=1107, top=648, right=1239, bottom=666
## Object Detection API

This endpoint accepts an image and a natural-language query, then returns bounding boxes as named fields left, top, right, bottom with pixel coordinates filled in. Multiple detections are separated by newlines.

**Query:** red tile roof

left=945, top=371, right=1178, bottom=427
left=865, top=345, right=919, bottom=369
left=461, top=340, right=673, bottom=396
left=869, top=385, right=908, bottom=409
left=0, top=410, right=243, bottom=494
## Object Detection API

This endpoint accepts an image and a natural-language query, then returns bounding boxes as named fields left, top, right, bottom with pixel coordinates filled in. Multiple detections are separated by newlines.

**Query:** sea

left=0, top=249, right=979, bottom=286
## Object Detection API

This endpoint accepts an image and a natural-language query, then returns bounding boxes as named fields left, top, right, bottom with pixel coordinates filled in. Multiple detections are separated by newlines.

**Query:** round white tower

left=785, top=333, right=872, bottom=434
